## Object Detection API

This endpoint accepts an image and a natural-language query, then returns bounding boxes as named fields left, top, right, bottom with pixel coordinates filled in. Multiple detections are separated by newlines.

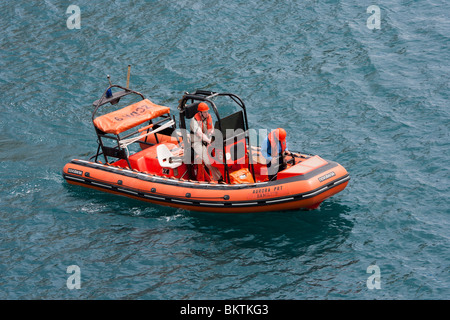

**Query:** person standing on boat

left=190, top=102, right=224, bottom=182
left=261, top=128, right=291, bottom=180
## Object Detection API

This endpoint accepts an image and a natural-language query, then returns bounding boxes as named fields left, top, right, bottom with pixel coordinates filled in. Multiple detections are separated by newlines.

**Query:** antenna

left=126, top=65, right=131, bottom=88
left=105, top=75, right=113, bottom=98
left=107, top=74, right=112, bottom=86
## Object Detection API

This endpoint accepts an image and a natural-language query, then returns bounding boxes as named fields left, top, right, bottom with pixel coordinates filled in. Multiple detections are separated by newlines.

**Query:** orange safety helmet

left=197, top=102, right=209, bottom=112
left=276, top=128, right=287, bottom=141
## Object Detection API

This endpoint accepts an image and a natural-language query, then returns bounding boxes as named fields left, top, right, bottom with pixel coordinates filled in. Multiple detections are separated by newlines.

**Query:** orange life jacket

left=194, top=112, right=213, bottom=134
left=267, top=130, right=287, bottom=156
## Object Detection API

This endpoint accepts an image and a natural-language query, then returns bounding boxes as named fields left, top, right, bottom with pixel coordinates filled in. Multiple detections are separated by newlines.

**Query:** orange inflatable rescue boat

left=63, top=83, right=349, bottom=213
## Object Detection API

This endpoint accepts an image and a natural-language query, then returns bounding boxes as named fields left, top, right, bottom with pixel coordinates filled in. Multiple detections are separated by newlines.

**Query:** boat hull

left=63, top=158, right=349, bottom=213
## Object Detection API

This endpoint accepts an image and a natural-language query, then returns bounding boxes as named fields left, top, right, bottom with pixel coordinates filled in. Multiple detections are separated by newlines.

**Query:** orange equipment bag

left=230, top=168, right=254, bottom=184
left=93, top=99, right=170, bottom=135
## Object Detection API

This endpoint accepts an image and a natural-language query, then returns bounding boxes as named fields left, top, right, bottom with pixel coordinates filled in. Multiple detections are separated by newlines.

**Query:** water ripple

left=0, top=0, right=448, bottom=299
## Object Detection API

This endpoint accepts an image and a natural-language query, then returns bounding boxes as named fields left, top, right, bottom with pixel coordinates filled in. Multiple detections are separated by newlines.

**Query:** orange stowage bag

left=93, top=99, right=170, bottom=135
left=230, top=168, right=255, bottom=184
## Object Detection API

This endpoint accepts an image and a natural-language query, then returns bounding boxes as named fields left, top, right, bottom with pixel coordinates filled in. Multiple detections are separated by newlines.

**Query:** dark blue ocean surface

left=0, top=0, right=448, bottom=299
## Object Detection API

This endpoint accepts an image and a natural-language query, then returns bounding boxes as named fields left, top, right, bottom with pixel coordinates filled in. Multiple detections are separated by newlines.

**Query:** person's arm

left=190, top=118, right=201, bottom=140
left=205, top=116, right=214, bottom=143
left=202, top=132, right=211, bottom=144
left=261, top=137, right=272, bottom=161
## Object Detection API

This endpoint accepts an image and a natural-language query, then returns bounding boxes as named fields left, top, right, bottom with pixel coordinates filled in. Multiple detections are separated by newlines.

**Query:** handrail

left=119, top=119, right=175, bottom=148
left=177, top=91, right=255, bottom=183
left=91, top=84, right=145, bottom=122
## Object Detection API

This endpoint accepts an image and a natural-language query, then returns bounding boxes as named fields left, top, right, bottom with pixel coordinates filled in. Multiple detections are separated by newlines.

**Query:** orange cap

left=197, top=102, right=209, bottom=112
left=276, top=128, right=287, bottom=140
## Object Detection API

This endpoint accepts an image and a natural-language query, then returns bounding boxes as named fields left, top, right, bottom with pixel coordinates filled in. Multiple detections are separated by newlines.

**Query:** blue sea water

left=0, top=0, right=449, bottom=300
